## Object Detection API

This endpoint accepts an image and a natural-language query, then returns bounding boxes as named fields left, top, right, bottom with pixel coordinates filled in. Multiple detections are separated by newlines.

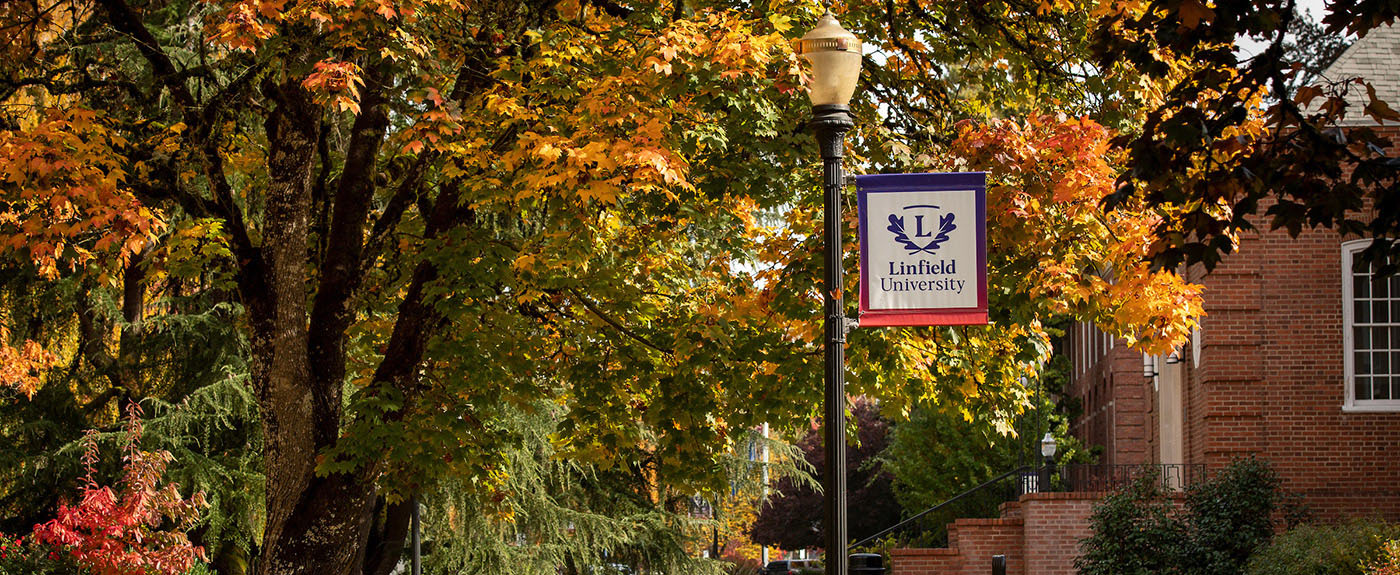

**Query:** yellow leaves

left=157, top=218, right=236, bottom=284
left=534, top=142, right=564, bottom=163
left=579, top=179, right=621, bottom=204
left=1108, top=270, right=1204, bottom=354
left=1035, top=0, right=1076, bottom=15
left=767, top=13, right=794, bottom=33
left=555, top=0, right=582, bottom=20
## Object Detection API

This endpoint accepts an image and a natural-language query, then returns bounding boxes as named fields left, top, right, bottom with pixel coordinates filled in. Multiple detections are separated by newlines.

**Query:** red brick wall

left=1019, top=493, right=1101, bottom=575
left=1064, top=124, right=1400, bottom=520
left=1068, top=326, right=1153, bottom=466
left=891, top=548, right=960, bottom=575
left=1188, top=216, right=1400, bottom=520
left=889, top=518, right=1024, bottom=575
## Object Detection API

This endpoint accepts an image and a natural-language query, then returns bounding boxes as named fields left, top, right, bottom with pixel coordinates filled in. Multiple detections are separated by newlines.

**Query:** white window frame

left=1342, top=239, right=1400, bottom=412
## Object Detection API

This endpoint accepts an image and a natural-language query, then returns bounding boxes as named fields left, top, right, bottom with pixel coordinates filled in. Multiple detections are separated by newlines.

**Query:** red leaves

left=31, top=404, right=207, bottom=575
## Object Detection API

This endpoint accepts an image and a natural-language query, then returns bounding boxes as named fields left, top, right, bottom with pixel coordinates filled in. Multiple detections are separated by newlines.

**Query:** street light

left=795, top=13, right=862, bottom=575
left=1040, top=433, right=1058, bottom=492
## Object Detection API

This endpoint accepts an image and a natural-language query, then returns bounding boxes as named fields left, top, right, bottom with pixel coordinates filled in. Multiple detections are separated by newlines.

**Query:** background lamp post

left=795, top=13, right=862, bottom=575
left=1040, top=433, right=1058, bottom=492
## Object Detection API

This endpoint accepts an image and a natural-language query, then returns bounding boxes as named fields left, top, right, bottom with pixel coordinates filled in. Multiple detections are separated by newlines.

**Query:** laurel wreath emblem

left=887, top=213, right=956, bottom=255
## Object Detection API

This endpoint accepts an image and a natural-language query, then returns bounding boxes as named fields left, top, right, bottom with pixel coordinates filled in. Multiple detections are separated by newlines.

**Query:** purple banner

left=856, top=172, right=987, bottom=326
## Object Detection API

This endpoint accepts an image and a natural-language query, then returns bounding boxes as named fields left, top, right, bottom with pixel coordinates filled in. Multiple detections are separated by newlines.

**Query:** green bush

left=1182, top=457, right=1279, bottom=575
left=1074, top=472, right=1182, bottom=575
left=1077, top=457, right=1280, bottom=575
left=1246, top=520, right=1400, bottom=575
left=0, top=533, right=86, bottom=575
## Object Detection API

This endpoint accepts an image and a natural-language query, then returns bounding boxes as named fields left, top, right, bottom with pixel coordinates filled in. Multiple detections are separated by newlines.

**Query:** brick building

left=892, top=25, right=1400, bottom=575
left=1068, top=23, right=1400, bottom=521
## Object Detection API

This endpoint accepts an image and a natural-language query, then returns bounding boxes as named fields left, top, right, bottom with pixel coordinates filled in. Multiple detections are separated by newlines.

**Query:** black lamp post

left=795, top=13, right=862, bottom=575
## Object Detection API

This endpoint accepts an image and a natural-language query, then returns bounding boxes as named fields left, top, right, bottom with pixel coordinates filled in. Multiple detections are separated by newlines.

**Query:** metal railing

left=852, top=463, right=1207, bottom=549
left=1059, top=463, right=1206, bottom=493
left=850, top=466, right=1032, bottom=549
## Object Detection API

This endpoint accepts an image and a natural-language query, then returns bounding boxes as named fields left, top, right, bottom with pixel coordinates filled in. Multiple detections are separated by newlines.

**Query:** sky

left=1235, top=0, right=1340, bottom=58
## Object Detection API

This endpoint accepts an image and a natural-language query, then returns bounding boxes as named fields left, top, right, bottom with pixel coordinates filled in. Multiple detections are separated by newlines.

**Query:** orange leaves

left=208, top=0, right=277, bottom=51
left=206, top=0, right=447, bottom=53
left=957, top=115, right=1117, bottom=231
left=951, top=115, right=1203, bottom=352
left=644, top=11, right=791, bottom=83
left=0, top=108, right=164, bottom=278
left=302, top=59, right=365, bottom=113
left=0, top=326, right=58, bottom=399
left=396, top=85, right=464, bottom=155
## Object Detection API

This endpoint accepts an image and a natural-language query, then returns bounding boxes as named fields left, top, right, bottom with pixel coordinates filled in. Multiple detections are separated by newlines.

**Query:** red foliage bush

left=32, top=403, right=207, bottom=575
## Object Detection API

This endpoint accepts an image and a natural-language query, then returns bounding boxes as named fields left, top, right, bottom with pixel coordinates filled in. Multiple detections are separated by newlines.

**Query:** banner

left=856, top=172, right=987, bottom=326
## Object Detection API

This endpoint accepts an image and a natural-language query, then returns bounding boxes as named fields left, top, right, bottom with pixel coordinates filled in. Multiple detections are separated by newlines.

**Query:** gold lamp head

left=794, top=13, right=863, bottom=108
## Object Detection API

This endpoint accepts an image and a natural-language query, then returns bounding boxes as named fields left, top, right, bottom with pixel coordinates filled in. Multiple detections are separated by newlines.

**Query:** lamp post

left=795, top=13, right=862, bottom=575
left=1040, top=432, right=1058, bottom=493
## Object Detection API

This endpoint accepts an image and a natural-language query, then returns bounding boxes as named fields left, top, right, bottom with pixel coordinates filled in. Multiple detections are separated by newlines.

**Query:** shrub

left=1181, top=457, right=1278, bottom=575
left=1077, top=458, right=1280, bottom=575
left=1366, top=540, right=1400, bottom=575
left=1075, top=469, right=1183, bottom=575
left=0, top=532, right=87, bottom=575
left=31, top=403, right=208, bottom=575
left=1246, top=521, right=1400, bottom=575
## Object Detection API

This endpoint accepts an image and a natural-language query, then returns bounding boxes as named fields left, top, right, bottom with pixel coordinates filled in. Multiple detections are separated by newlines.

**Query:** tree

left=1279, top=7, right=1352, bottom=95
left=1091, top=0, right=1400, bottom=270
left=749, top=399, right=899, bottom=552
left=0, top=1, right=1209, bottom=574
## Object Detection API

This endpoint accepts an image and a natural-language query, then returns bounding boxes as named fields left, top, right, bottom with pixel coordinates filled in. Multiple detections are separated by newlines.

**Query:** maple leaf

left=1177, top=0, right=1216, bottom=29
left=1294, top=84, right=1324, bottom=107
left=1364, top=83, right=1400, bottom=124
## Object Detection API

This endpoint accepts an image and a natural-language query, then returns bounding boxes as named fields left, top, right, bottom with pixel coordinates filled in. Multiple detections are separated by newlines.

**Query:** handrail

left=849, top=466, right=1031, bottom=549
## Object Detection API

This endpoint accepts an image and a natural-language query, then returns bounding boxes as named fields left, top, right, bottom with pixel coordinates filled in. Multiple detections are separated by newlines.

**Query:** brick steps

left=890, top=492, right=1104, bottom=575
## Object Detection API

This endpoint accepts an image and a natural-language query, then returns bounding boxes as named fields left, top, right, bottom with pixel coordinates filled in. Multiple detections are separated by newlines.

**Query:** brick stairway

left=889, top=492, right=1104, bottom=575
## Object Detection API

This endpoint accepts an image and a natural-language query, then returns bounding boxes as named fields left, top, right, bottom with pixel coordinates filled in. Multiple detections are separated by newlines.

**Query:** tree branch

left=567, top=288, right=673, bottom=355
left=93, top=0, right=195, bottom=107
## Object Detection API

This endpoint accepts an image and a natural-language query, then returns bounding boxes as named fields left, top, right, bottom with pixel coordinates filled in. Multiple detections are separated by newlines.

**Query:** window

left=1343, top=240, right=1400, bottom=411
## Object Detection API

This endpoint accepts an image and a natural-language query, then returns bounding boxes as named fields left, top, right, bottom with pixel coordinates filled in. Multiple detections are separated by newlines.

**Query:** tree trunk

left=247, top=78, right=338, bottom=574
left=249, top=73, right=443, bottom=574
